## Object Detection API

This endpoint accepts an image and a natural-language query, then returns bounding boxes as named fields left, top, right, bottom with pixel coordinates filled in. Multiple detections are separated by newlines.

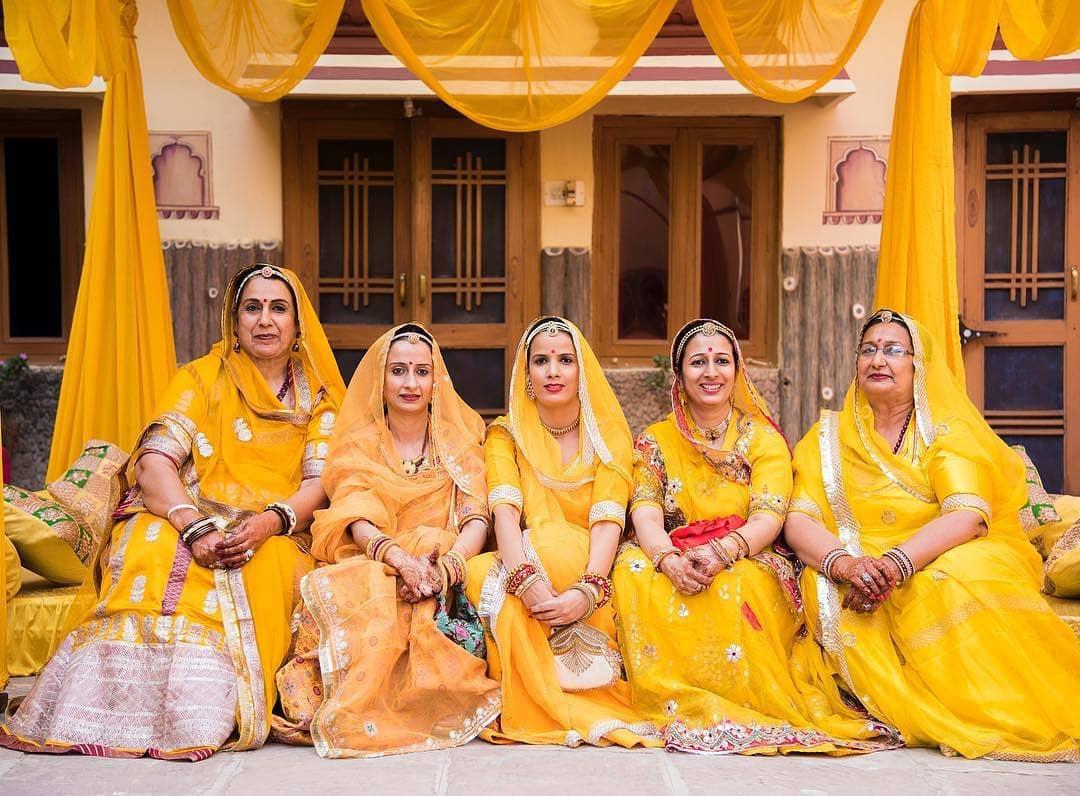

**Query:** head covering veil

left=312, top=323, right=488, bottom=562
left=841, top=309, right=1027, bottom=534
left=498, top=316, right=632, bottom=486
left=669, top=318, right=786, bottom=463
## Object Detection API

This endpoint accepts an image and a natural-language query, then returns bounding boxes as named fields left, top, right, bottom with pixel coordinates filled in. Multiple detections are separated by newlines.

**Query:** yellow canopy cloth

left=614, top=316, right=899, bottom=754
left=0, top=265, right=341, bottom=759
left=694, top=0, right=884, bottom=103
left=874, top=0, right=1080, bottom=377
left=1, top=0, right=180, bottom=481
left=167, top=0, right=345, bottom=102
left=465, top=316, right=661, bottom=748
left=275, top=323, right=500, bottom=758
left=789, top=312, right=1080, bottom=761
left=361, top=0, right=678, bottom=132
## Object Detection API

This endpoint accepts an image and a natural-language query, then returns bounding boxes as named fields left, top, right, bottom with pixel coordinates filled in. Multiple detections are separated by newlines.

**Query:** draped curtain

left=166, top=0, right=345, bottom=102
left=873, top=0, right=1080, bottom=377
left=2, top=0, right=178, bottom=481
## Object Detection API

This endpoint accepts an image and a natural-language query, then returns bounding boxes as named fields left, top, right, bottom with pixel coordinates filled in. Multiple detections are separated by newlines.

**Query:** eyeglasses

left=857, top=344, right=913, bottom=360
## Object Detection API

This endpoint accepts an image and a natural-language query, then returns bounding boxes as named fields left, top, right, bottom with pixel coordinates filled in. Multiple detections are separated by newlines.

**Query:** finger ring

left=860, top=573, right=873, bottom=585
left=244, top=549, right=254, bottom=561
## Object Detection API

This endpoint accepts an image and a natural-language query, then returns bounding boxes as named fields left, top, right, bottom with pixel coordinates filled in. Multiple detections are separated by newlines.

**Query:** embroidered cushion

left=3, top=488, right=87, bottom=585
left=1035, top=495, right=1080, bottom=558
left=45, top=439, right=128, bottom=550
left=2, top=439, right=127, bottom=585
left=1012, top=445, right=1061, bottom=543
left=1044, top=515, right=1080, bottom=598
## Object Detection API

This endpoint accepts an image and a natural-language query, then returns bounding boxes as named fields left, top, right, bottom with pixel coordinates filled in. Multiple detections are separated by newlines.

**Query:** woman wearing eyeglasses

left=784, top=308, right=1080, bottom=761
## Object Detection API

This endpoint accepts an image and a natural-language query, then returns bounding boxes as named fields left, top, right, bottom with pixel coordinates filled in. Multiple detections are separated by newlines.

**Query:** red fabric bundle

left=668, top=514, right=745, bottom=551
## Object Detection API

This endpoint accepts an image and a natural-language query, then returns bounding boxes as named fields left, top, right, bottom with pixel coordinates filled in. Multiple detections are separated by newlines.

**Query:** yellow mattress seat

left=1044, top=594, right=1080, bottom=641
left=7, top=569, right=79, bottom=677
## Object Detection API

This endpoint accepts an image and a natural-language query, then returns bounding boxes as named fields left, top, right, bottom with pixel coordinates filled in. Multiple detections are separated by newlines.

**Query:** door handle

left=418, top=273, right=428, bottom=304
left=958, top=316, right=1001, bottom=347
left=398, top=272, right=408, bottom=306
left=1071, top=266, right=1079, bottom=301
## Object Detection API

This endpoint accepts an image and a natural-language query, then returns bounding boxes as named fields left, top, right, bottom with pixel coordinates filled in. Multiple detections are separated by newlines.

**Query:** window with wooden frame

left=592, top=116, right=780, bottom=362
left=0, top=109, right=84, bottom=358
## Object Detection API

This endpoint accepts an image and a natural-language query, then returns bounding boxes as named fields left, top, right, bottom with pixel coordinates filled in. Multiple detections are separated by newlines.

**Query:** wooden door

left=284, top=105, right=538, bottom=416
left=960, top=111, right=1080, bottom=493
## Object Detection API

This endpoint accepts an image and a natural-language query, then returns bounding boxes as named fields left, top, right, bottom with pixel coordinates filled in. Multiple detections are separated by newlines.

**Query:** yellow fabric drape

left=874, top=0, right=1080, bottom=377
left=693, top=0, right=884, bottom=103
left=1, top=0, right=99, bottom=87
left=360, top=0, right=678, bottom=132
left=167, top=0, right=345, bottom=102
left=3, top=0, right=179, bottom=481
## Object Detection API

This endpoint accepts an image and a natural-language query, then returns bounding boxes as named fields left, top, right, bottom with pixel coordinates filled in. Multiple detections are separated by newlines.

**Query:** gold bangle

left=567, top=583, right=597, bottom=620
left=651, top=546, right=681, bottom=572
left=513, top=572, right=543, bottom=598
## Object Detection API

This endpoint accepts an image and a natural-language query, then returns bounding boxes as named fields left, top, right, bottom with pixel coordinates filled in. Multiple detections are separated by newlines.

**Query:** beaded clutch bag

left=549, top=622, right=623, bottom=692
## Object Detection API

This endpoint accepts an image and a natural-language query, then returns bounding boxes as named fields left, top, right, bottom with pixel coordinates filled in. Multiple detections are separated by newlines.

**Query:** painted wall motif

left=149, top=131, right=219, bottom=220
left=823, top=136, right=889, bottom=225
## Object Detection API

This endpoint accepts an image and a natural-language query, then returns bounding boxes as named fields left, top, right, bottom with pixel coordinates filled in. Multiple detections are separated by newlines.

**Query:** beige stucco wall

left=539, top=0, right=911, bottom=250
left=137, top=0, right=282, bottom=243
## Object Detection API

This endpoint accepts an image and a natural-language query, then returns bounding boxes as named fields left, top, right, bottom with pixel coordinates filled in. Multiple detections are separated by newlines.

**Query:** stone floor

left=1, top=678, right=1076, bottom=795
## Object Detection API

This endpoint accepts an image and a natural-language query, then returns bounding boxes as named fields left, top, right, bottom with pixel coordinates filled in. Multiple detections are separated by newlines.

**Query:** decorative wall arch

left=149, top=131, right=219, bottom=219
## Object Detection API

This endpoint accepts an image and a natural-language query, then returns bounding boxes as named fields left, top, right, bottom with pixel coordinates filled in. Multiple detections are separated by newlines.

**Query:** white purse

left=549, top=622, right=624, bottom=692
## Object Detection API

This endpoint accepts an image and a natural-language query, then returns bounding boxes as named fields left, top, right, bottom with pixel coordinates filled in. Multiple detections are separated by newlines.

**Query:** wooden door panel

left=284, top=107, right=536, bottom=409
left=961, top=111, right=1079, bottom=493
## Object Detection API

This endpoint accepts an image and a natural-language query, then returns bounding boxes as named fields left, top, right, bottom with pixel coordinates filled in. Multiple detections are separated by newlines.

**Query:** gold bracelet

left=566, top=583, right=598, bottom=620
left=513, top=572, right=543, bottom=598
left=651, top=546, right=681, bottom=572
left=364, top=532, right=391, bottom=558
left=709, top=538, right=734, bottom=567
left=730, top=530, right=751, bottom=558
left=444, top=549, right=468, bottom=588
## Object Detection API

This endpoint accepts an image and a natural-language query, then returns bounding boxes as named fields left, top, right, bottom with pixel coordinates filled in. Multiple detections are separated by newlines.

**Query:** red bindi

left=707, top=347, right=713, bottom=352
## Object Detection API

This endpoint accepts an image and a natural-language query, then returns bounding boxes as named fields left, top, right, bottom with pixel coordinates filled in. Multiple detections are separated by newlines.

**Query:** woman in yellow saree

left=0, top=264, right=344, bottom=760
left=786, top=309, right=1080, bottom=762
left=614, top=319, right=899, bottom=755
left=273, top=323, right=501, bottom=757
left=465, top=316, right=660, bottom=748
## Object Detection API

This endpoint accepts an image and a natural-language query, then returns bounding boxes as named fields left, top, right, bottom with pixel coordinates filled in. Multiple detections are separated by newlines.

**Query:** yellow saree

left=0, top=266, right=344, bottom=759
left=791, top=312, right=1080, bottom=762
left=465, top=318, right=661, bottom=748
left=273, top=325, right=501, bottom=758
left=614, top=320, right=898, bottom=754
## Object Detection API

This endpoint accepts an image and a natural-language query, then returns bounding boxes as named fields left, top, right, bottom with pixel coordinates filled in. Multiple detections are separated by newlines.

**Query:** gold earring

left=292, top=338, right=300, bottom=352
left=524, top=376, right=536, bottom=400
left=232, top=336, right=241, bottom=353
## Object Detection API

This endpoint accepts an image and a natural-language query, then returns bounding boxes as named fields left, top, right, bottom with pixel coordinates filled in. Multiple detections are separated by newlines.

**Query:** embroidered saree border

left=214, top=567, right=268, bottom=751
left=301, top=566, right=501, bottom=759
left=816, top=411, right=862, bottom=694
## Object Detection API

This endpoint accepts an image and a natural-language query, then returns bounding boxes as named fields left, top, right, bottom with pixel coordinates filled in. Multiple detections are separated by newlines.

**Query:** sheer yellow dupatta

left=494, top=317, right=632, bottom=512
left=835, top=311, right=1027, bottom=540
left=794, top=310, right=1031, bottom=693
left=310, top=324, right=487, bottom=564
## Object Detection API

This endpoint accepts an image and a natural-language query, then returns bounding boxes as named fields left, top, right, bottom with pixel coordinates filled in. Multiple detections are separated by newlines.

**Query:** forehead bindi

left=530, top=332, right=574, bottom=358
left=684, top=334, right=733, bottom=360
left=862, top=322, right=910, bottom=347
left=240, top=277, right=291, bottom=306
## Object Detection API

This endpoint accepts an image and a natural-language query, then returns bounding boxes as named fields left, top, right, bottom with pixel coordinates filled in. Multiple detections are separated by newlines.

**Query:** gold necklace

left=540, top=415, right=580, bottom=438
left=400, top=431, right=430, bottom=475
left=691, top=408, right=732, bottom=442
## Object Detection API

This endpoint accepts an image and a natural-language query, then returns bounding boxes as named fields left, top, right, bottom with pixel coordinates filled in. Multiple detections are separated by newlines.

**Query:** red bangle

left=504, top=563, right=538, bottom=595
left=579, top=572, right=613, bottom=609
